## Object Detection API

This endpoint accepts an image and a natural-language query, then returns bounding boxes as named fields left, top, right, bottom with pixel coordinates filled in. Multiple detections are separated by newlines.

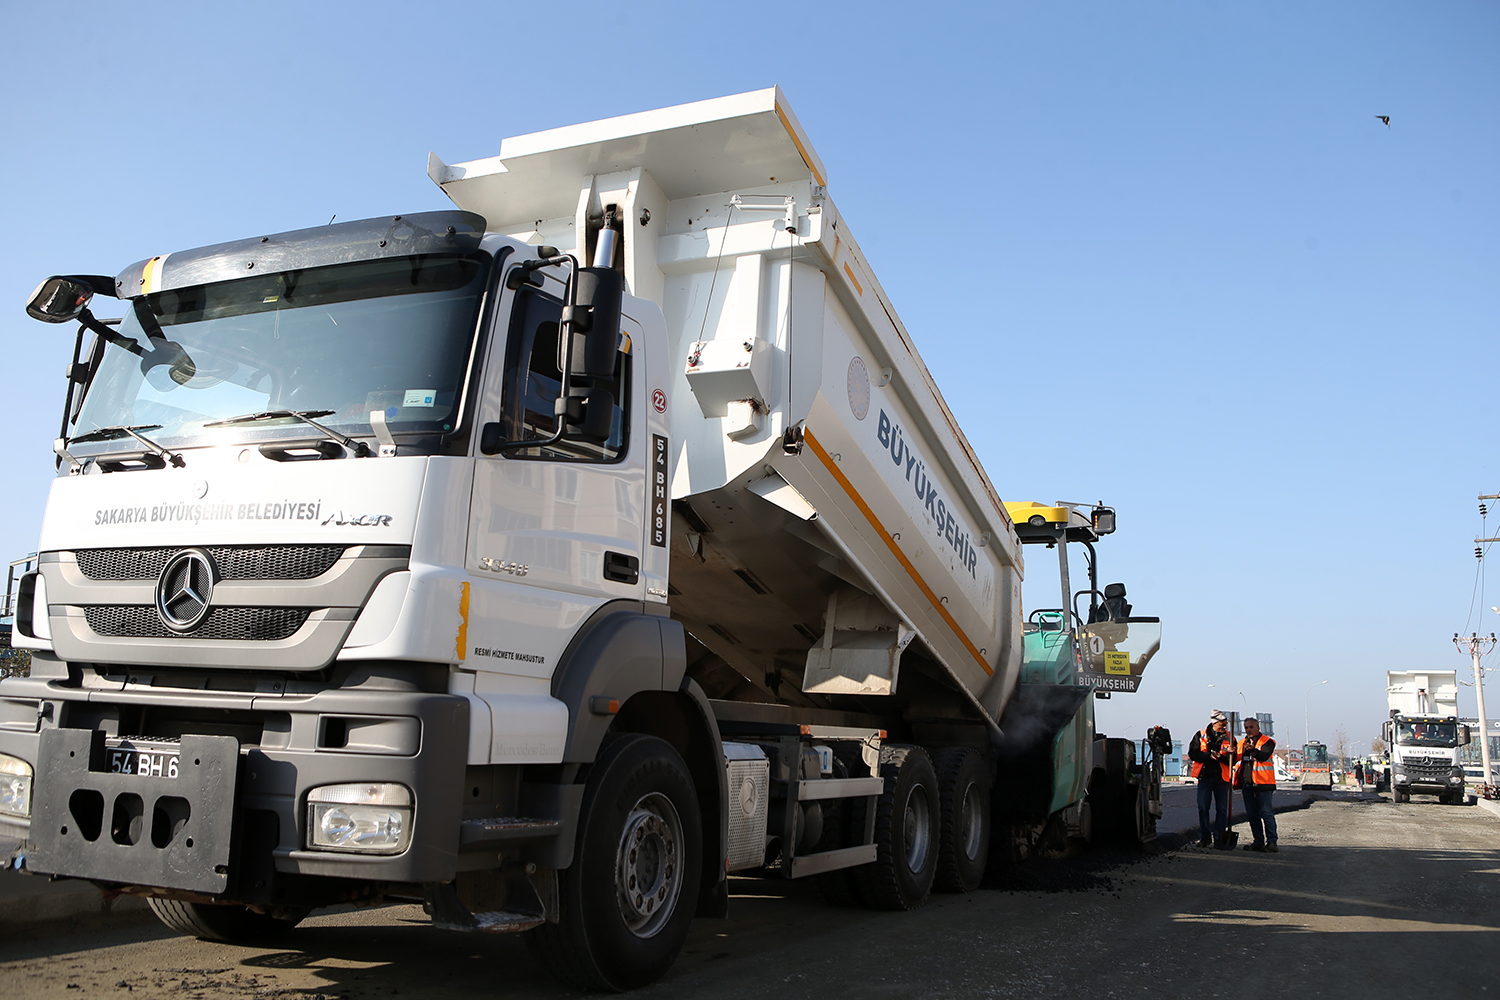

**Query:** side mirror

left=1461, top=725, right=1472, bottom=746
left=1091, top=506, right=1116, bottom=535
left=559, top=266, right=622, bottom=378
left=26, top=276, right=97, bottom=323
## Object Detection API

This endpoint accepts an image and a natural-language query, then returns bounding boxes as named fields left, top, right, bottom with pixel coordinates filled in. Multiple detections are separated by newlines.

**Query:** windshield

left=1303, top=745, right=1328, bottom=763
left=1396, top=721, right=1458, bottom=747
left=71, top=254, right=489, bottom=453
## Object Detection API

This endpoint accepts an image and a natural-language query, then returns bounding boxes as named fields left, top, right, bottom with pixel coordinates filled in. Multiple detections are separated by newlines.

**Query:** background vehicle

left=1300, top=742, right=1332, bottom=790
left=1460, top=765, right=1492, bottom=803
left=1, top=90, right=1163, bottom=990
left=1385, top=670, right=1470, bottom=804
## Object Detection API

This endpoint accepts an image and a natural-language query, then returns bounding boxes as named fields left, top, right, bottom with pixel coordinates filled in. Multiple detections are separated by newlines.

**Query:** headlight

left=0, top=754, right=33, bottom=819
left=306, top=783, right=412, bottom=854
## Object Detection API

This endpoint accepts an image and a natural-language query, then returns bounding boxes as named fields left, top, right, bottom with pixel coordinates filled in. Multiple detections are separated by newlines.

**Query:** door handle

left=603, top=551, right=640, bottom=585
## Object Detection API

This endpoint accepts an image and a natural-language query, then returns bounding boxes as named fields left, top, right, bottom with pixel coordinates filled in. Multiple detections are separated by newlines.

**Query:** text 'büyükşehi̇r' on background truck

left=0, top=90, right=1165, bottom=990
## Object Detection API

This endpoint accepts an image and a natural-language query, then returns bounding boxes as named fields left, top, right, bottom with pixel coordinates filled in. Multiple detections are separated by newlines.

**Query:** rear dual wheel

left=933, top=748, right=990, bottom=893
left=855, top=745, right=940, bottom=910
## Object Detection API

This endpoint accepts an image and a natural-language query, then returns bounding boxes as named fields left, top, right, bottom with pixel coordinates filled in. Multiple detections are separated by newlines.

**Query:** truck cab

left=1384, top=715, right=1469, bottom=803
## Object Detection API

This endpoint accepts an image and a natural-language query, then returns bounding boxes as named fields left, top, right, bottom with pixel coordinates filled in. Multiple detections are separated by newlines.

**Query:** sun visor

left=114, top=211, right=487, bottom=297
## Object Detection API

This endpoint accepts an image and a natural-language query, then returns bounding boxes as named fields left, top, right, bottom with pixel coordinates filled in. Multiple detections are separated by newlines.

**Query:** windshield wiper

left=203, top=409, right=371, bottom=457
left=61, top=424, right=185, bottom=468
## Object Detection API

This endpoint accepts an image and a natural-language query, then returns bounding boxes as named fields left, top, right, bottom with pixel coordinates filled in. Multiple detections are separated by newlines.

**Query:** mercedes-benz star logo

left=156, top=549, right=217, bottom=632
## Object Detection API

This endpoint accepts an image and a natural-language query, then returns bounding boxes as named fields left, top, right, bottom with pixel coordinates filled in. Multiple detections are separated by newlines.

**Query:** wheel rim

left=614, top=791, right=684, bottom=939
left=960, top=782, right=983, bottom=861
left=903, top=784, right=931, bottom=873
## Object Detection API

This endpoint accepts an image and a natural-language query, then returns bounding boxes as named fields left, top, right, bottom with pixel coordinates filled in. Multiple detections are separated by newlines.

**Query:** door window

left=496, top=287, right=630, bottom=462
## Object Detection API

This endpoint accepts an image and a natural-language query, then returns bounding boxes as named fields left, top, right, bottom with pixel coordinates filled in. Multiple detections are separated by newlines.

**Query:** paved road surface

left=2, top=794, right=1499, bottom=998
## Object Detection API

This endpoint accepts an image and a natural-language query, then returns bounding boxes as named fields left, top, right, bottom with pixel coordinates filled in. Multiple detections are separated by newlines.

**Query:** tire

left=932, top=748, right=990, bottom=893
left=147, top=898, right=307, bottom=943
left=853, top=745, right=939, bottom=911
left=525, top=734, right=702, bottom=992
left=1132, top=777, right=1157, bottom=845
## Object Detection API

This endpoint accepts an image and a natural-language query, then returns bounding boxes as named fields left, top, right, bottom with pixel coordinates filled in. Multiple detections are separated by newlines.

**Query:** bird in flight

left=1376, top=115, right=1391, bottom=128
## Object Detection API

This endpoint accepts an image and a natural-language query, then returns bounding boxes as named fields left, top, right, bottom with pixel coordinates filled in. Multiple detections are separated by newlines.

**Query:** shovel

left=1215, top=748, right=1239, bottom=849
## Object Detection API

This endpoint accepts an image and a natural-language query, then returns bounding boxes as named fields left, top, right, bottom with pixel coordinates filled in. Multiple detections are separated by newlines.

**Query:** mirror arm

left=130, top=297, right=171, bottom=346
left=76, top=309, right=143, bottom=357
left=56, top=324, right=89, bottom=469
left=488, top=254, right=582, bottom=455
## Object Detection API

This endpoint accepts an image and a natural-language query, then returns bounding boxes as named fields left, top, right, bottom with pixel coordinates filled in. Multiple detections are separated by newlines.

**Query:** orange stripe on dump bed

left=803, top=429, right=992, bottom=676
left=775, top=101, right=826, bottom=187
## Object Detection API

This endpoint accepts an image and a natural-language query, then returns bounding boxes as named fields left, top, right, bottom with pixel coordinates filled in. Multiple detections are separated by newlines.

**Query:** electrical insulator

left=1483, top=503, right=1490, bottom=517
left=1479, top=546, right=1486, bottom=560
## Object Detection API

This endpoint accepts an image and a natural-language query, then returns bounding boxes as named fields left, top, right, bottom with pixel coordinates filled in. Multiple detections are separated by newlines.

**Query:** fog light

left=306, top=783, right=411, bottom=854
left=0, top=754, right=31, bottom=819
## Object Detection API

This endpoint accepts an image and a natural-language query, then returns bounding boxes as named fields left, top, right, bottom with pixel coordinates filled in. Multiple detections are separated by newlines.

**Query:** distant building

left=1457, top=717, right=1500, bottom=767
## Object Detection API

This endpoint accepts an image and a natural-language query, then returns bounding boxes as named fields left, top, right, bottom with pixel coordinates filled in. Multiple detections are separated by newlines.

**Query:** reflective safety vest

left=1236, top=734, right=1276, bottom=786
left=1190, top=728, right=1232, bottom=782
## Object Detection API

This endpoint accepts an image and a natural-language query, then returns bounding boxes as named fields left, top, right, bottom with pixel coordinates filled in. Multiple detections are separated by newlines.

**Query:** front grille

left=83, top=605, right=311, bottom=641
left=76, top=545, right=347, bottom=581
left=1403, top=761, right=1454, bottom=781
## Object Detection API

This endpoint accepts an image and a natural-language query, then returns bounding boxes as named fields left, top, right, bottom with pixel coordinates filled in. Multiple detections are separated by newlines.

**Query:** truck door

left=464, top=268, right=647, bottom=672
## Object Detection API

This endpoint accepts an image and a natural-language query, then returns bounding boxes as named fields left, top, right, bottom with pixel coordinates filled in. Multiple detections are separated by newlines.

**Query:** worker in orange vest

left=1236, top=716, right=1278, bottom=853
left=1188, top=710, right=1233, bottom=847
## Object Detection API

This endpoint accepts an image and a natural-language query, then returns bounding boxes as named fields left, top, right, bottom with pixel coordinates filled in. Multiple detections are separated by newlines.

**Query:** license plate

left=105, top=741, right=180, bottom=779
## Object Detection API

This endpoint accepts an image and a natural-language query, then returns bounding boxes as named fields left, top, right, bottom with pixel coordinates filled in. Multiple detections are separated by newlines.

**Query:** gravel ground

left=2, top=795, right=1498, bottom=998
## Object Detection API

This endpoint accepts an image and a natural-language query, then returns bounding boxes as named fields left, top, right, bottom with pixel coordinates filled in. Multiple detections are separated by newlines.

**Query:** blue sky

left=2, top=2, right=1496, bottom=751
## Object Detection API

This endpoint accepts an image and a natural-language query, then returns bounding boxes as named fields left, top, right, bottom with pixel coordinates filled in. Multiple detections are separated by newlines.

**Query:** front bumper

left=1393, top=771, right=1463, bottom=793
left=0, top=675, right=469, bottom=896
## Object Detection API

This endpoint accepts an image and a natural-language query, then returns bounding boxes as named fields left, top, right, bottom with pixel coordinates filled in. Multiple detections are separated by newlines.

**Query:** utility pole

left=1467, top=489, right=1500, bottom=794
left=1454, top=632, right=1496, bottom=795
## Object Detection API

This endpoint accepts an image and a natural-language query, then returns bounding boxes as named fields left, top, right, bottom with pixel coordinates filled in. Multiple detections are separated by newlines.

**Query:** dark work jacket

left=1188, top=728, right=1233, bottom=786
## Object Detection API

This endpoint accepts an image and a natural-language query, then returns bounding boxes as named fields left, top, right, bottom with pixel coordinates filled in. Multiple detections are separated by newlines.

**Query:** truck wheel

left=1132, top=778, right=1157, bottom=845
left=525, top=734, right=701, bottom=992
left=854, top=745, right=938, bottom=911
left=932, top=748, right=990, bottom=893
left=147, top=898, right=308, bottom=943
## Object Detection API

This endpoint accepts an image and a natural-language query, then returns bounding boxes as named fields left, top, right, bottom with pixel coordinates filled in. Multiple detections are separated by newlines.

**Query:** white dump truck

left=1, top=90, right=1164, bottom=990
left=1384, top=670, right=1471, bottom=804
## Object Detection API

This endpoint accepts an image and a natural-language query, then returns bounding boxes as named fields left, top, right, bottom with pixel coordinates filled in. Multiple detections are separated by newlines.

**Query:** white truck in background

left=1385, top=670, right=1472, bottom=804
left=1, top=90, right=1164, bottom=990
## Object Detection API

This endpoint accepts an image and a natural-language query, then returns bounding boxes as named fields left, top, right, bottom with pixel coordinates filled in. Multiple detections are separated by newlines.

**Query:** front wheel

left=525, top=734, right=702, bottom=992
left=147, top=898, right=308, bottom=943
